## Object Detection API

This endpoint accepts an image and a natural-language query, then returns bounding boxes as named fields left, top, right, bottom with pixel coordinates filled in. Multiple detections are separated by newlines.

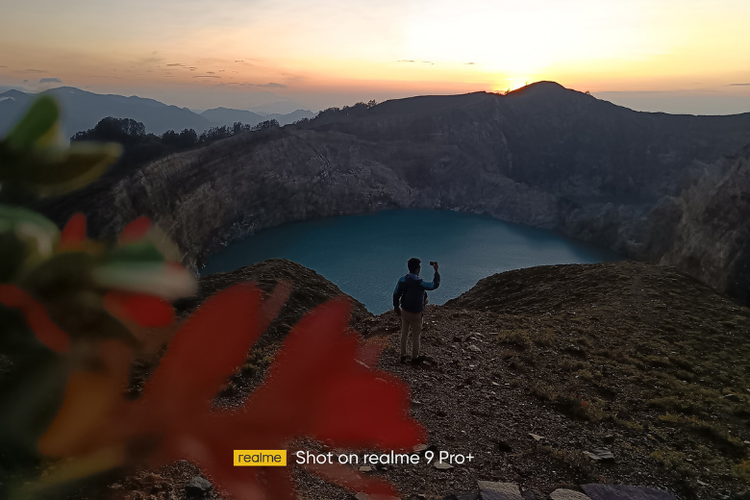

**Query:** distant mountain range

left=199, top=107, right=314, bottom=128
left=0, top=87, right=314, bottom=138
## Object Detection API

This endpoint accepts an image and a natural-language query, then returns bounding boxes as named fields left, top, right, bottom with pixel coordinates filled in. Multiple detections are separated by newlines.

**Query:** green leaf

left=107, top=242, right=165, bottom=264
left=2, top=142, right=121, bottom=196
left=0, top=205, right=59, bottom=259
left=3, top=97, right=60, bottom=152
left=92, top=262, right=197, bottom=301
left=18, top=253, right=141, bottom=347
left=0, top=232, right=27, bottom=282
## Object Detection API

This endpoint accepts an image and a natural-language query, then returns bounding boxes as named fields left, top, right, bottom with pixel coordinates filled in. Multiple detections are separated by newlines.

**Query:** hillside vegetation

left=344, top=261, right=750, bottom=499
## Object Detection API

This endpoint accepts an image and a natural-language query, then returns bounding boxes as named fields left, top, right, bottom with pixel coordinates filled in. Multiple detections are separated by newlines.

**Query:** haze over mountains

left=0, top=87, right=314, bottom=138
left=33, top=82, right=750, bottom=304
left=199, top=107, right=314, bottom=129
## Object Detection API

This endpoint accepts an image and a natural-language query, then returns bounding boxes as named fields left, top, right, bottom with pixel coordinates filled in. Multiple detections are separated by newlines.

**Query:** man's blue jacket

left=393, top=271, right=440, bottom=313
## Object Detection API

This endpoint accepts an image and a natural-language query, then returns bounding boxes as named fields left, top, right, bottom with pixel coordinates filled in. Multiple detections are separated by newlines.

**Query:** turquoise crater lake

left=201, top=210, right=620, bottom=314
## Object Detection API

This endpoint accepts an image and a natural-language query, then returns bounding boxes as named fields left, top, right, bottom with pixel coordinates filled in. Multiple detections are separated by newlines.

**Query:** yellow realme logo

left=233, top=450, right=287, bottom=466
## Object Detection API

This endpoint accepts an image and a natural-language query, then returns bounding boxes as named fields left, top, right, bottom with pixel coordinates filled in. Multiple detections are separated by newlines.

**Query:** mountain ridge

left=32, top=82, right=750, bottom=301
left=0, top=86, right=212, bottom=137
left=0, top=87, right=315, bottom=138
left=200, top=107, right=314, bottom=128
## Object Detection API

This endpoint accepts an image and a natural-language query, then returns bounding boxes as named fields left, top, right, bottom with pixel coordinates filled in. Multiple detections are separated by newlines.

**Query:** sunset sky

left=1, top=0, right=749, bottom=114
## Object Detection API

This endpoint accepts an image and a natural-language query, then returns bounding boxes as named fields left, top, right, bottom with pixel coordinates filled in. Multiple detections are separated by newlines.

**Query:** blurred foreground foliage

left=0, top=97, right=422, bottom=500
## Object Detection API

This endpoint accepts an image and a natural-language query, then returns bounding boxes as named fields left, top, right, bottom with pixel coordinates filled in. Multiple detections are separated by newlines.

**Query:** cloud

left=730, top=83, right=750, bottom=86
left=39, top=77, right=62, bottom=84
left=241, top=82, right=287, bottom=89
left=397, top=59, right=415, bottom=63
left=166, top=63, right=185, bottom=67
left=207, top=71, right=216, bottom=74
left=193, top=75, right=221, bottom=78
left=396, top=60, right=433, bottom=65
left=235, top=60, right=244, bottom=63
left=24, top=68, right=47, bottom=73
left=138, top=52, right=163, bottom=65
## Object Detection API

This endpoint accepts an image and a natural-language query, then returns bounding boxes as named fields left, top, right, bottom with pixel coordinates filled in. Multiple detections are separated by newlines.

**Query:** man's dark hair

left=407, top=257, right=421, bottom=273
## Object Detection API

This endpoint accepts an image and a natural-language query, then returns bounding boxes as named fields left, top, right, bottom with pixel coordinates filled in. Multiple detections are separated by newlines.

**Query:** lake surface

left=201, top=210, right=620, bottom=314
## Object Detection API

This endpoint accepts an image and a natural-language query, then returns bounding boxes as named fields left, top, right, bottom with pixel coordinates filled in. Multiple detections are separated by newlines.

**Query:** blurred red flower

left=39, top=283, right=424, bottom=499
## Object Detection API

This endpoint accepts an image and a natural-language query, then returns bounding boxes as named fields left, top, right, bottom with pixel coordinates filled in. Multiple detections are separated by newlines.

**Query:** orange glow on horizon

left=1, top=0, right=749, bottom=111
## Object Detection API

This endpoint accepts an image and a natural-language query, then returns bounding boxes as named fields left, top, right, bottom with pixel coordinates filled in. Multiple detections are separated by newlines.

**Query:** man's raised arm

left=421, top=261, right=440, bottom=290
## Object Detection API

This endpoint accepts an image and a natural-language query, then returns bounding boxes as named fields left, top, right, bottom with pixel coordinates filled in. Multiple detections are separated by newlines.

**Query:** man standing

left=393, top=258, right=440, bottom=363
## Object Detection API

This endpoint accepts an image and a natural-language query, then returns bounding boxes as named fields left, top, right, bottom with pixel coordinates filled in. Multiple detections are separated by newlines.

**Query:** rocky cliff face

left=35, top=82, right=750, bottom=298
left=634, top=145, right=750, bottom=302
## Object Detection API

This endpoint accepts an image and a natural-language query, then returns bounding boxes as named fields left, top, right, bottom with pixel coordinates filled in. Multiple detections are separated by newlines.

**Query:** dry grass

left=496, top=329, right=531, bottom=350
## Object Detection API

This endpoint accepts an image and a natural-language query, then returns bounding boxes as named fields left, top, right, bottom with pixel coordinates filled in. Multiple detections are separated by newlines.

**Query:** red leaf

left=260, top=280, right=292, bottom=333
left=59, top=212, right=87, bottom=250
left=314, top=373, right=424, bottom=449
left=0, top=284, right=69, bottom=352
left=119, top=216, right=151, bottom=244
left=357, top=337, right=387, bottom=367
left=153, top=296, right=423, bottom=497
left=103, top=291, right=175, bottom=327
left=142, top=283, right=262, bottom=409
left=242, top=300, right=358, bottom=433
left=41, top=284, right=424, bottom=500
left=235, top=298, right=425, bottom=447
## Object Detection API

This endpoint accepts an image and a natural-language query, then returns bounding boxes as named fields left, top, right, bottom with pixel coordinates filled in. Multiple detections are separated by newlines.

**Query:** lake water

left=201, top=210, right=620, bottom=314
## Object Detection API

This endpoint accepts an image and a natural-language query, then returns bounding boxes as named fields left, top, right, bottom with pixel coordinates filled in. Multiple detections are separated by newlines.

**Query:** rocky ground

left=24, top=260, right=750, bottom=500
left=287, top=262, right=750, bottom=500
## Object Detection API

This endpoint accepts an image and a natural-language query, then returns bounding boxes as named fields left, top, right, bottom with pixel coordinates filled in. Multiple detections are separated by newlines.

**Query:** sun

left=493, top=77, right=532, bottom=94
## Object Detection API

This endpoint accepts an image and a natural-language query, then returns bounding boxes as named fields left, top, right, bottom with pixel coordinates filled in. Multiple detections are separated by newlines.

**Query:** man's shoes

left=410, top=355, right=437, bottom=367
left=399, top=355, right=410, bottom=364
left=410, top=355, right=427, bottom=365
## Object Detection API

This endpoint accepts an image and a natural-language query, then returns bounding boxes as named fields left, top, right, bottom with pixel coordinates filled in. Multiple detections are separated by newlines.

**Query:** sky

left=1, top=0, right=750, bottom=114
